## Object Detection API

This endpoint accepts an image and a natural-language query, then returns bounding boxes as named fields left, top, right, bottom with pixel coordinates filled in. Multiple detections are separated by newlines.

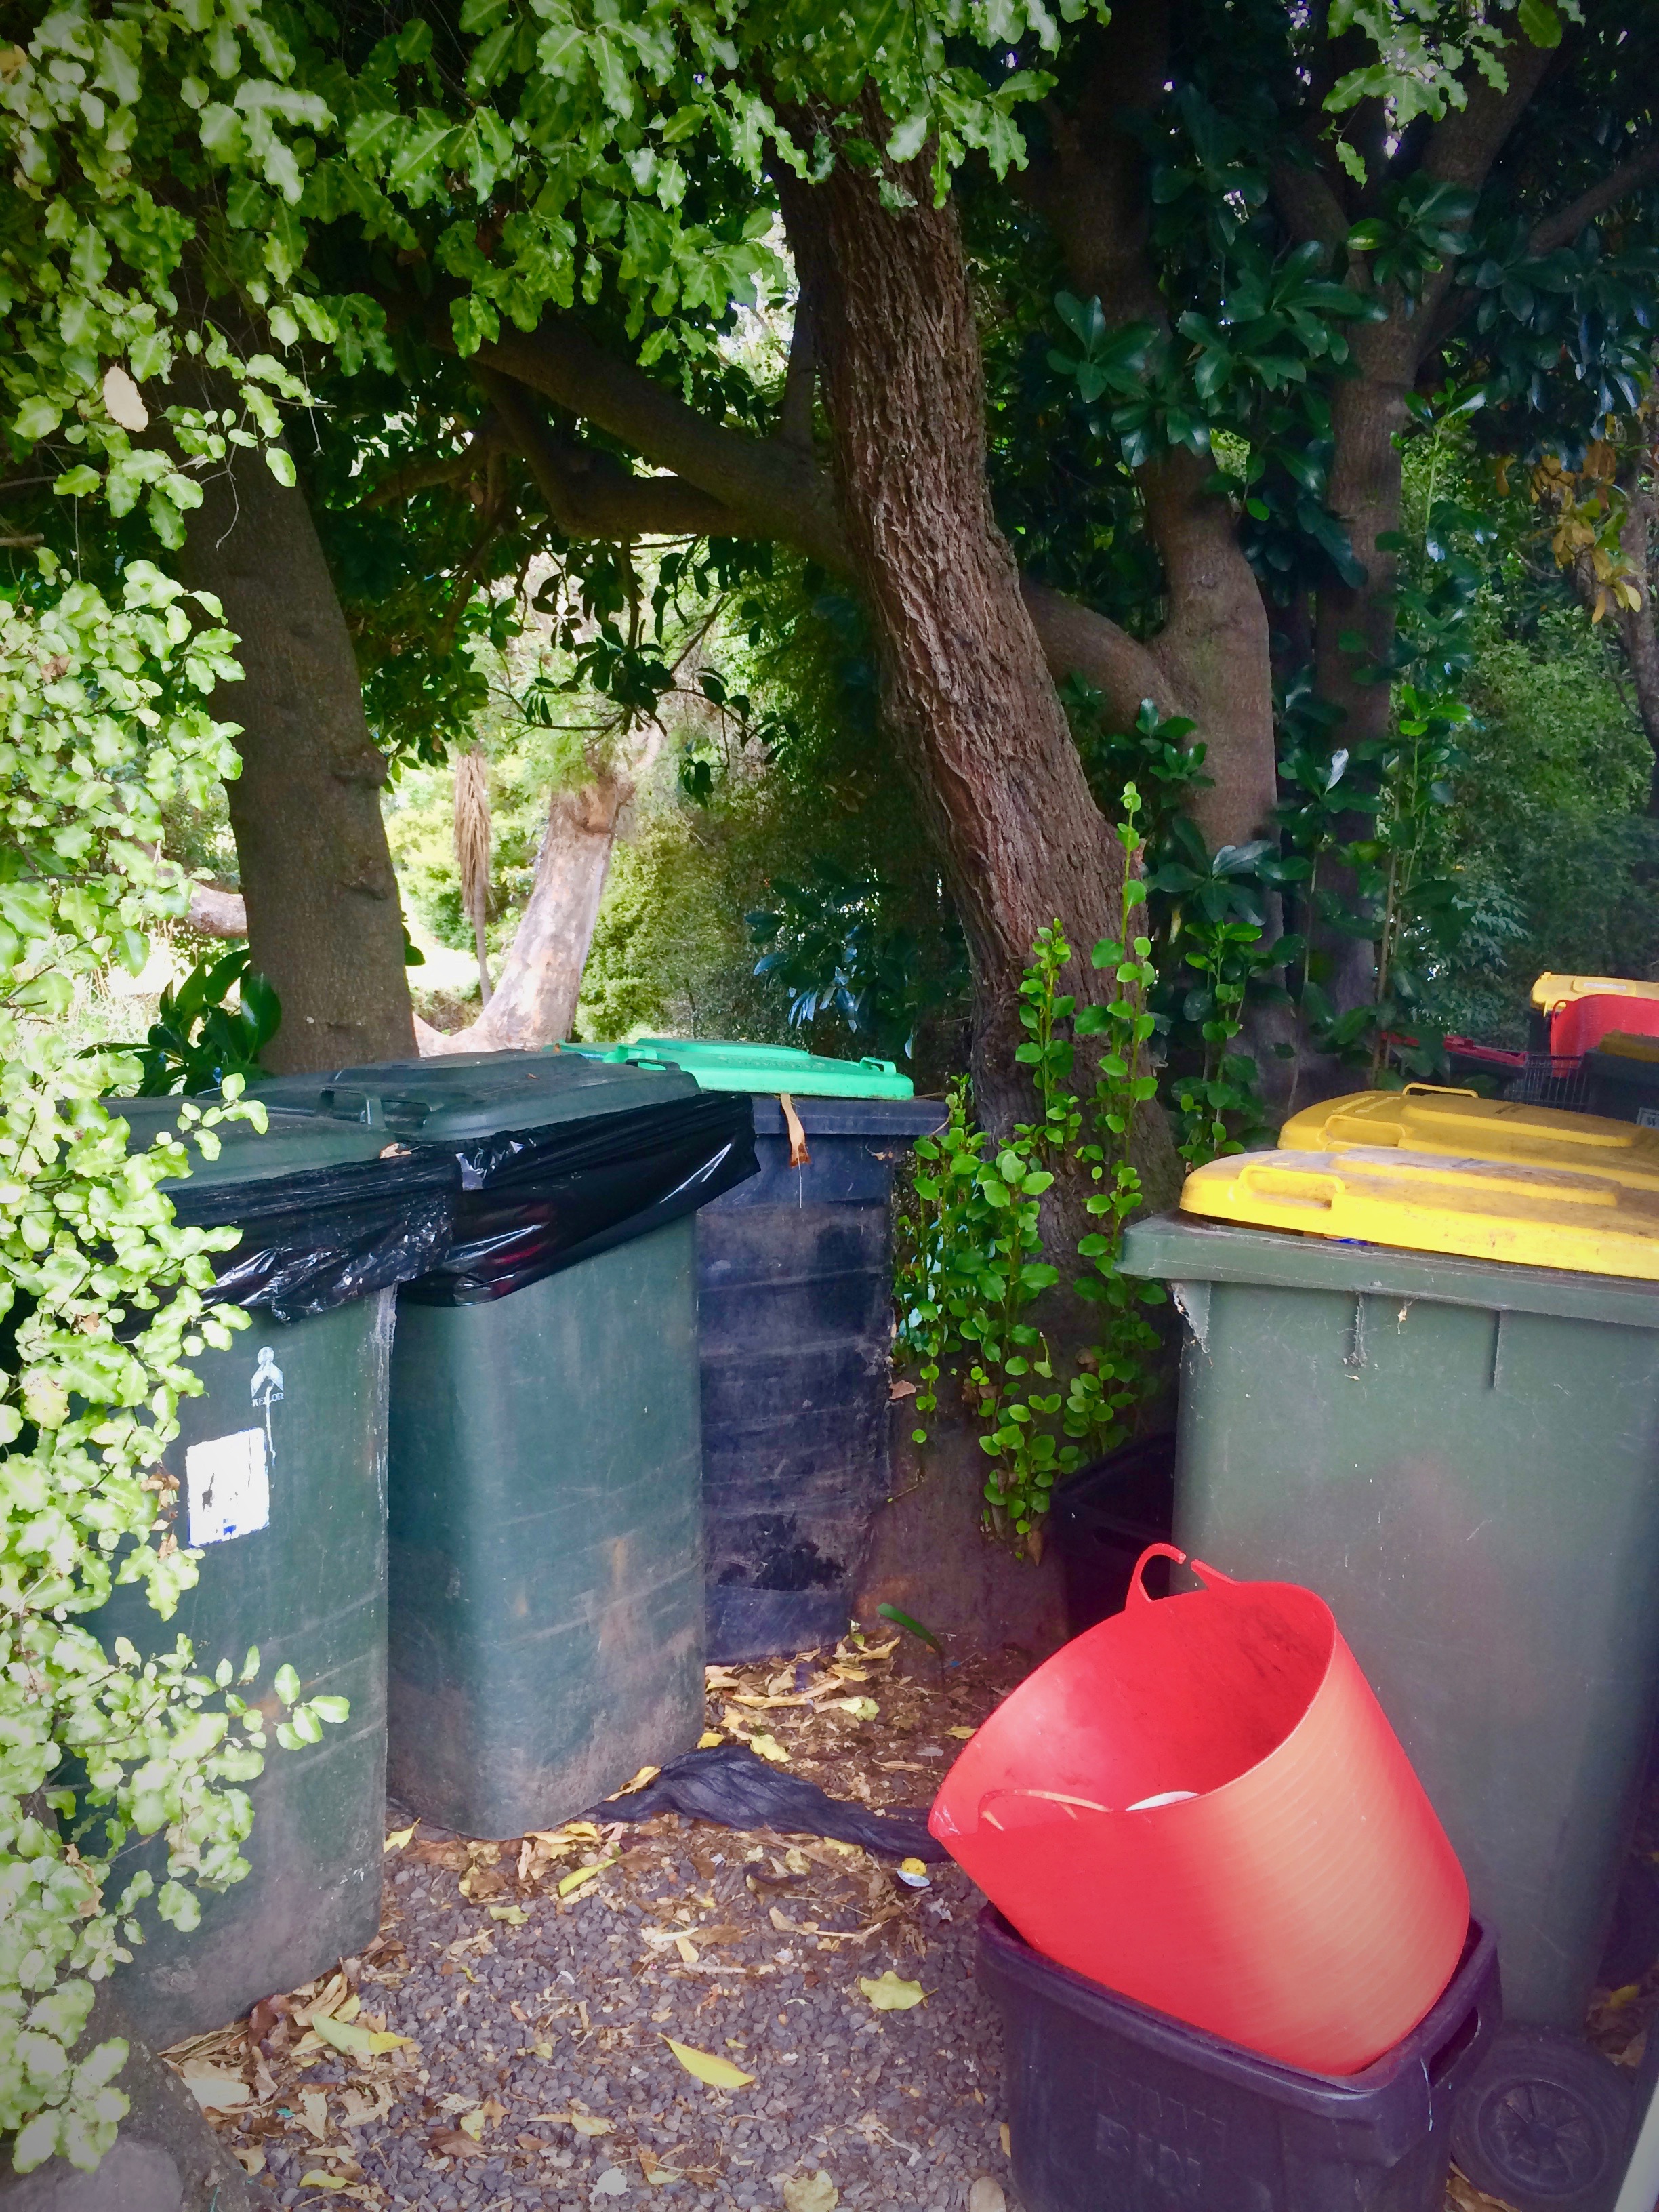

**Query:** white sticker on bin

left=186, top=1429, right=270, bottom=1546
left=1126, top=1790, right=1198, bottom=1811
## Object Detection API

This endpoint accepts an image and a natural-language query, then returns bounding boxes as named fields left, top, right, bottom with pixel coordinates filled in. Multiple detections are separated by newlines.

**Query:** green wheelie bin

left=91, top=1099, right=457, bottom=2046
left=1122, top=1140, right=1659, bottom=2212
left=251, top=1051, right=756, bottom=1839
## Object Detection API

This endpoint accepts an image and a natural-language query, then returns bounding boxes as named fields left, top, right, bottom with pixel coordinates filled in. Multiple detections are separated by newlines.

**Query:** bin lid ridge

left=1281, top=1088, right=1659, bottom=1187
left=1185, top=1141, right=1659, bottom=1279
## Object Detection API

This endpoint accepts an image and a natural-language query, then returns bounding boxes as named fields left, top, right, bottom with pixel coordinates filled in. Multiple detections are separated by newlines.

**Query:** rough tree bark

left=179, top=445, right=416, bottom=1070
left=776, top=117, right=1176, bottom=1221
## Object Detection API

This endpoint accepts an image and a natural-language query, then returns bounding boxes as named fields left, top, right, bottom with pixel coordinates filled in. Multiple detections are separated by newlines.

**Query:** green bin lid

left=250, top=1048, right=697, bottom=1141
left=108, top=1097, right=396, bottom=1192
left=570, top=1038, right=915, bottom=1099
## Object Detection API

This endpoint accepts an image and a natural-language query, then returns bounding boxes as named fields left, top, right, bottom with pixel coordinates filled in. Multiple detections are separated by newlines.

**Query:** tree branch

left=1421, top=133, right=1659, bottom=361
left=359, top=417, right=510, bottom=510
left=447, top=310, right=847, bottom=565
left=1271, top=155, right=1351, bottom=256
left=472, top=367, right=749, bottom=539
left=1530, top=140, right=1659, bottom=255
left=1408, top=33, right=1561, bottom=338
left=453, top=306, right=1193, bottom=781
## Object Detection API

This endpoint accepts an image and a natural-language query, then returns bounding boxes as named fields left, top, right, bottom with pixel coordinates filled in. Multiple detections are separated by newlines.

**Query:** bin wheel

left=1450, top=2029, right=1634, bottom=2212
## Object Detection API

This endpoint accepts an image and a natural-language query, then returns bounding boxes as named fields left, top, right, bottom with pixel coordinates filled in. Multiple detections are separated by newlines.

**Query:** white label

left=1638, top=1107, right=1659, bottom=1130
left=186, top=1429, right=270, bottom=1546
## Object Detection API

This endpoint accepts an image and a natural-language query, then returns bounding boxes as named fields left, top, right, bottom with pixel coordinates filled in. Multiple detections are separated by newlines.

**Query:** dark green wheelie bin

left=252, top=1052, right=756, bottom=1839
left=92, top=1099, right=457, bottom=2045
left=1122, top=1143, right=1659, bottom=2212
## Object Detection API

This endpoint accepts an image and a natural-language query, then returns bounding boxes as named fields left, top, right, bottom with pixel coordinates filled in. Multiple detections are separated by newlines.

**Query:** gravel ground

left=171, top=1633, right=1029, bottom=2212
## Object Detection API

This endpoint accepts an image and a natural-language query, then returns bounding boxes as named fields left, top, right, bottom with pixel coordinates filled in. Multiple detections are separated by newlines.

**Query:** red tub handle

left=1127, top=1542, right=1239, bottom=1605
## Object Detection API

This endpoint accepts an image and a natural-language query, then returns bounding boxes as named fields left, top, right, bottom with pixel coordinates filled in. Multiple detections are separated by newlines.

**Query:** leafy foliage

left=108, top=947, right=281, bottom=1097
left=895, top=790, right=1264, bottom=1552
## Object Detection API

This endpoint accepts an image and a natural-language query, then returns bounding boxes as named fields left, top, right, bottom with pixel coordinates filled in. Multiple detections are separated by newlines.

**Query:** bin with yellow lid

left=1279, top=1084, right=1659, bottom=1184
left=1120, top=1143, right=1659, bottom=2211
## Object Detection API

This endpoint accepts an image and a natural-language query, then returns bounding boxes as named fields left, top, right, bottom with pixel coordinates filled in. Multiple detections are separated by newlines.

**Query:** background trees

left=11, top=0, right=1654, bottom=1107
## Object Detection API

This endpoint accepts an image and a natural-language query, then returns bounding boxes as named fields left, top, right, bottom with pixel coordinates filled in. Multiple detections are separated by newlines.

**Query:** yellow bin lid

left=1532, top=972, right=1659, bottom=1012
left=1597, top=1032, right=1659, bottom=1065
left=1278, top=1086, right=1659, bottom=1190
left=1181, top=1147, right=1659, bottom=1280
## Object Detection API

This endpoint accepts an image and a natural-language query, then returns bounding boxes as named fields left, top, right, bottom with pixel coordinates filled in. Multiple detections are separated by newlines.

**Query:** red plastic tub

left=930, top=1546, right=1469, bottom=2075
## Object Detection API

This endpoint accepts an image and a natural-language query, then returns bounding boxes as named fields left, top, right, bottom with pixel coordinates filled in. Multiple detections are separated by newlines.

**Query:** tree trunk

left=179, top=448, right=416, bottom=1071
left=422, top=728, right=663, bottom=1054
left=422, top=773, right=626, bottom=1053
left=777, top=136, right=1171, bottom=1194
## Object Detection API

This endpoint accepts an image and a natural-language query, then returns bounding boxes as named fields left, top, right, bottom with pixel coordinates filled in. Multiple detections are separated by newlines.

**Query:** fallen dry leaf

left=298, top=2089, right=330, bottom=2139
left=407, top=1839, right=470, bottom=1872
left=429, top=2128, right=491, bottom=2160
left=488, top=1903, right=529, bottom=1925
left=559, top=1858, right=616, bottom=1898
left=310, top=2011, right=414, bottom=2061
left=1000, top=2123, right=1012, bottom=2157
left=180, top=2066, right=249, bottom=2113
left=697, top=1729, right=725, bottom=1748
left=946, top=1725, right=975, bottom=1740
left=663, top=2036, right=756, bottom=2089
left=611, top=1763, right=661, bottom=1795
left=457, top=2107, right=487, bottom=2142
left=232, top=2147, right=266, bottom=2176
left=783, top=2171, right=840, bottom=2212
left=383, top=1820, right=418, bottom=1851
left=571, top=2114, right=615, bottom=2137
left=859, top=1971, right=925, bottom=2012
left=747, top=1733, right=790, bottom=1765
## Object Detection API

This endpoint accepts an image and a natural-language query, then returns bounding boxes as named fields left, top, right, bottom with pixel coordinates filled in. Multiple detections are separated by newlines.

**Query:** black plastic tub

left=977, top=1905, right=1500, bottom=2212
left=697, top=1092, right=945, bottom=1662
left=1050, top=1433, right=1175, bottom=1635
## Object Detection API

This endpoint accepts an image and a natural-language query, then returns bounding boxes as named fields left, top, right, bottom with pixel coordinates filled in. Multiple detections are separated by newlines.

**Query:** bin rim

left=976, top=1903, right=1496, bottom=2107
left=569, top=1036, right=920, bottom=1101
left=1120, top=1208, right=1659, bottom=1328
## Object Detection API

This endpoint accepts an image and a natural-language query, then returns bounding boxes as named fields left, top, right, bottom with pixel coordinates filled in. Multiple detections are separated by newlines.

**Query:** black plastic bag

left=403, top=1092, right=758, bottom=1305
left=169, top=1149, right=460, bottom=1324
left=594, top=1742, right=950, bottom=1861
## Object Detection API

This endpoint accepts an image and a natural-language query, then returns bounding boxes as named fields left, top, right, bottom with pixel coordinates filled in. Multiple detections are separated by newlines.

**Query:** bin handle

left=1401, top=1081, right=1479, bottom=1100
left=1235, top=1160, right=1345, bottom=1208
left=1126, top=1542, right=1237, bottom=1606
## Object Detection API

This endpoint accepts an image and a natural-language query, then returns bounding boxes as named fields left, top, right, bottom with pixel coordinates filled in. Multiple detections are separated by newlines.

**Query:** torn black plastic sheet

left=594, top=1741, right=950, bottom=1861
left=401, top=1090, right=758, bottom=1305
left=168, top=1151, right=460, bottom=1324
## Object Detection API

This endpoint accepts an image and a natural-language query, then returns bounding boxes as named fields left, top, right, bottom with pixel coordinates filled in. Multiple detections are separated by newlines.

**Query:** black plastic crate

left=977, top=1906, right=1500, bottom=2212
left=1050, top=1433, right=1175, bottom=1635
left=1584, top=1046, right=1659, bottom=1129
